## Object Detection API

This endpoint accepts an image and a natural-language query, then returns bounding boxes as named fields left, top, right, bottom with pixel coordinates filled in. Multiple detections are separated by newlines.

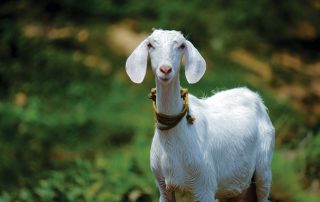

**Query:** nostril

left=160, top=66, right=172, bottom=74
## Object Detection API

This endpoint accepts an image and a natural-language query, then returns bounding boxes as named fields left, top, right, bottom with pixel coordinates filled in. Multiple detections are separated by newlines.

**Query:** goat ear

left=184, top=40, right=206, bottom=84
left=125, top=39, right=148, bottom=83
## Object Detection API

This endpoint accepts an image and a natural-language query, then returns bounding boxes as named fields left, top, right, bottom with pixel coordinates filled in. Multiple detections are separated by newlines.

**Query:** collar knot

left=148, top=87, right=195, bottom=130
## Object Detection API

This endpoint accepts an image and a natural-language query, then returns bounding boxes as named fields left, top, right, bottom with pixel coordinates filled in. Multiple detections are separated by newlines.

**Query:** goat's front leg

left=191, top=177, right=216, bottom=202
left=156, top=178, right=176, bottom=202
left=193, top=191, right=215, bottom=202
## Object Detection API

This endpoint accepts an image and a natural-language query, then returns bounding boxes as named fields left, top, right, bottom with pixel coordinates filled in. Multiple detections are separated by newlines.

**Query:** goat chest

left=150, top=131, right=203, bottom=191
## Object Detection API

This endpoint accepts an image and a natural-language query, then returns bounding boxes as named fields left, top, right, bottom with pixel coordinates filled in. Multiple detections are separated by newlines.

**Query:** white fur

left=126, top=29, right=275, bottom=202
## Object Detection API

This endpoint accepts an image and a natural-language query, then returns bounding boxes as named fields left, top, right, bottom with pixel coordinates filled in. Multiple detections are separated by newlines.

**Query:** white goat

left=125, top=29, right=275, bottom=202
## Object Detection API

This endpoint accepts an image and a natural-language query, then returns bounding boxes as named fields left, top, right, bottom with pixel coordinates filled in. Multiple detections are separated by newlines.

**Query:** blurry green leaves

left=0, top=21, right=111, bottom=192
left=0, top=192, right=11, bottom=202
left=35, top=180, right=56, bottom=201
left=304, top=133, right=320, bottom=181
left=0, top=149, right=156, bottom=202
left=0, top=17, right=154, bottom=196
left=272, top=148, right=320, bottom=202
left=272, top=150, right=300, bottom=201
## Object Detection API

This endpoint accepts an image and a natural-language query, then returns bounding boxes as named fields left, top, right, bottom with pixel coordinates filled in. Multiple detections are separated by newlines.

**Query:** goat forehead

left=150, top=30, right=185, bottom=44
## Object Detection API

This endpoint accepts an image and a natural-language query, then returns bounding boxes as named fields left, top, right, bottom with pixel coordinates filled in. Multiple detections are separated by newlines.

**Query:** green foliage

left=272, top=150, right=301, bottom=201
left=124, top=0, right=320, bottom=52
left=0, top=23, right=110, bottom=189
left=0, top=145, right=156, bottom=202
left=304, top=133, right=320, bottom=181
left=272, top=150, right=320, bottom=202
left=1, top=0, right=319, bottom=201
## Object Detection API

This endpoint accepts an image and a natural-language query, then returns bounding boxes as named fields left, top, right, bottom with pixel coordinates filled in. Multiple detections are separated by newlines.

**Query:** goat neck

left=155, top=76, right=183, bottom=116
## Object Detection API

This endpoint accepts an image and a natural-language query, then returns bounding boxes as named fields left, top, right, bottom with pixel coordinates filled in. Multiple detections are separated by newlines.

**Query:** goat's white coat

left=126, top=30, right=275, bottom=202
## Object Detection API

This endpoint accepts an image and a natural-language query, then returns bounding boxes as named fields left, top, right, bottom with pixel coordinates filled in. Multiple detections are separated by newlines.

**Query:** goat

left=125, top=29, right=275, bottom=202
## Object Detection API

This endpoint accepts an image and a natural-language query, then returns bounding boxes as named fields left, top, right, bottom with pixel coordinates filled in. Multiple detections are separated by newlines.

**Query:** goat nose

left=160, top=66, right=172, bottom=74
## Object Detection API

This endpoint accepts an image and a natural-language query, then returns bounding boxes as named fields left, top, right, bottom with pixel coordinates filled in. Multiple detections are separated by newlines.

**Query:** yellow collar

left=148, top=87, right=195, bottom=130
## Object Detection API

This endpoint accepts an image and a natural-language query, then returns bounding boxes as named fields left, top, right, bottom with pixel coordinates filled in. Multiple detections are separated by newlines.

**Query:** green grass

left=272, top=150, right=320, bottom=202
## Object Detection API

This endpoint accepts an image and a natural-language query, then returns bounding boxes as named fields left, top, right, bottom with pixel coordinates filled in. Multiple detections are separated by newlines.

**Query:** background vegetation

left=0, top=0, right=319, bottom=201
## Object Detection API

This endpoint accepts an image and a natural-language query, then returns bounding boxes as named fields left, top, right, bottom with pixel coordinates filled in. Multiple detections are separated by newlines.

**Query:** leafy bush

left=304, top=132, right=320, bottom=182
left=0, top=147, right=156, bottom=202
left=271, top=150, right=320, bottom=202
left=0, top=22, right=112, bottom=190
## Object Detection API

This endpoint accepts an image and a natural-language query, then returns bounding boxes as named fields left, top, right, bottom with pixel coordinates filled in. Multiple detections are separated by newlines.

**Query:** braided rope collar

left=148, top=87, right=195, bottom=130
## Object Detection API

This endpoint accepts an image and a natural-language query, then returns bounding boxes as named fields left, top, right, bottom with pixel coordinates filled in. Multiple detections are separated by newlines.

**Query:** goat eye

left=147, top=43, right=154, bottom=49
left=179, top=43, right=186, bottom=49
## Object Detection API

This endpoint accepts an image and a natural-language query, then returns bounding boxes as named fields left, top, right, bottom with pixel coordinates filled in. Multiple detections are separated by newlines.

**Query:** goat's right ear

left=125, top=39, right=149, bottom=83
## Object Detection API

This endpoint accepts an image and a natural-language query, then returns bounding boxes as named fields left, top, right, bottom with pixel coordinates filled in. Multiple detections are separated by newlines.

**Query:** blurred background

left=0, top=0, right=319, bottom=201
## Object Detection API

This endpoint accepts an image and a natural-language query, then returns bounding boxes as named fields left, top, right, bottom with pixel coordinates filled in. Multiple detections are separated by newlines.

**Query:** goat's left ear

left=184, top=40, right=206, bottom=84
left=125, top=39, right=149, bottom=83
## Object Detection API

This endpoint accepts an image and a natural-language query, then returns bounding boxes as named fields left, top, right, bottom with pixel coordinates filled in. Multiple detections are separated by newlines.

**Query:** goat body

left=126, top=29, right=275, bottom=202
left=151, top=87, right=274, bottom=202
